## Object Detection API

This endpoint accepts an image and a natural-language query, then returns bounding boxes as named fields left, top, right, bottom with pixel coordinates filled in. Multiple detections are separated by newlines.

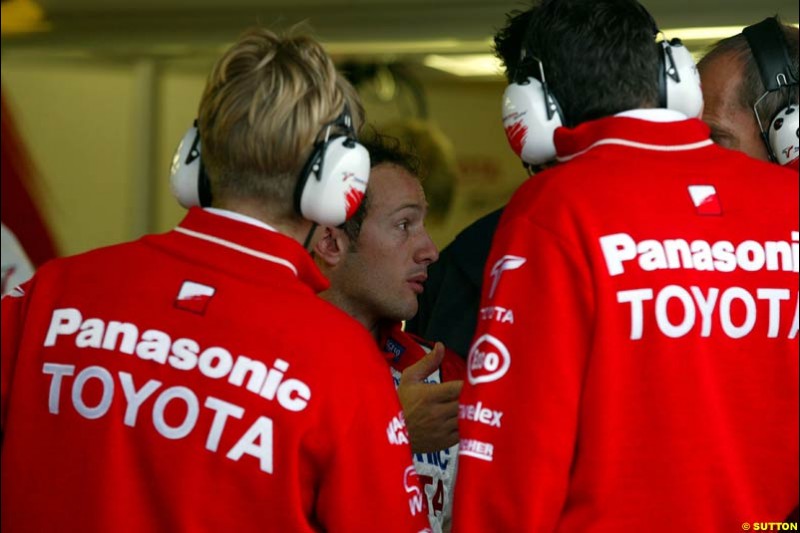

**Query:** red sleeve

left=452, top=215, right=593, bottom=532
left=1, top=278, right=33, bottom=437
left=315, top=338, right=432, bottom=533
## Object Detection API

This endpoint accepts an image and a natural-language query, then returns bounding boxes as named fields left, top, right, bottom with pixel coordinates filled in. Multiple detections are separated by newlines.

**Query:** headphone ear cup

left=662, top=40, right=704, bottom=118
left=768, top=104, right=800, bottom=166
left=502, top=77, right=563, bottom=165
left=294, top=143, right=323, bottom=215
left=296, top=136, right=371, bottom=226
left=170, top=124, right=212, bottom=208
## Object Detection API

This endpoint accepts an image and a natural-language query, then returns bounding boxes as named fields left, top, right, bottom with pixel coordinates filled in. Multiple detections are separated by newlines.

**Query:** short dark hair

left=494, top=0, right=661, bottom=127
left=699, top=19, right=799, bottom=125
left=340, top=130, right=422, bottom=243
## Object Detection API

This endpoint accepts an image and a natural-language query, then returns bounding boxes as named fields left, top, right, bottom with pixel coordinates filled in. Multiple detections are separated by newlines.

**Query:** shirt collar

left=203, top=207, right=280, bottom=233
left=555, top=113, right=713, bottom=163
left=614, top=108, right=689, bottom=122
left=172, top=207, right=329, bottom=293
left=378, top=322, right=430, bottom=371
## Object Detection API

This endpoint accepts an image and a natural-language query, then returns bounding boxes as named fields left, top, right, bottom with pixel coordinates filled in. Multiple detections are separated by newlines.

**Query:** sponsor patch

left=459, top=401, right=503, bottom=427
left=459, top=438, right=495, bottom=462
left=687, top=185, right=722, bottom=216
left=479, top=305, right=515, bottom=324
left=384, top=337, right=406, bottom=361
left=175, top=280, right=216, bottom=315
left=387, top=410, right=409, bottom=446
left=467, top=334, right=511, bottom=385
left=488, top=255, right=527, bottom=298
left=404, top=465, right=426, bottom=517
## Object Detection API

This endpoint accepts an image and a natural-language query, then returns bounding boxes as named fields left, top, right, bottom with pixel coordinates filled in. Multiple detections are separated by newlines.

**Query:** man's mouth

left=407, top=274, right=427, bottom=294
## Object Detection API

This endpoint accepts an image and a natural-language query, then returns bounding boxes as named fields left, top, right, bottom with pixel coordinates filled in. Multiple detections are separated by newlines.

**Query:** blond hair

left=198, top=26, right=364, bottom=220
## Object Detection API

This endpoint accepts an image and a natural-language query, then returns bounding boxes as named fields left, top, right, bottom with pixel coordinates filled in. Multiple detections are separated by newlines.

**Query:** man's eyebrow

left=389, top=203, right=425, bottom=216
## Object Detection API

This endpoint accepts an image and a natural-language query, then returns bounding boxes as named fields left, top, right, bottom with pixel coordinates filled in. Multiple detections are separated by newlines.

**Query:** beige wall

left=3, top=57, right=138, bottom=256
left=2, top=53, right=522, bottom=257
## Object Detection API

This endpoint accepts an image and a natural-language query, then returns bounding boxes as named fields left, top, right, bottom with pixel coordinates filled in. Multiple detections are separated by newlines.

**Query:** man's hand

left=397, top=342, right=463, bottom=454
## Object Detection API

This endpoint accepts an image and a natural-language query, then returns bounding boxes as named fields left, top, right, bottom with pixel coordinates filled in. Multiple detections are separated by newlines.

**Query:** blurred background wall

left=1, top=0, right=796, bottom=258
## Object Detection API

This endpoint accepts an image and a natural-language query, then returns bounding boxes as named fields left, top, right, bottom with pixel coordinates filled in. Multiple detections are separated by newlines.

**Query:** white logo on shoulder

left=687, top=185, right=722, bottom=215
left=489, top=255, right=526, bottom=298
left=175, top=281, right=216, bottom=314
left=467, top=334, right=511, bottom=385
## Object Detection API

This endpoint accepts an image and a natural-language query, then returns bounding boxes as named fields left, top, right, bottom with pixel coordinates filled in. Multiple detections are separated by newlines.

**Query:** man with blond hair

left=1, top=27, right=430, bottom=533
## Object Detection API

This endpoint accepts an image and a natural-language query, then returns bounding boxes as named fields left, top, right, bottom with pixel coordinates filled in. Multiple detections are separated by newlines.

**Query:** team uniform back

left=1, top=208, right=430, bottom=533
left=453, top=113, right=799, bottom=531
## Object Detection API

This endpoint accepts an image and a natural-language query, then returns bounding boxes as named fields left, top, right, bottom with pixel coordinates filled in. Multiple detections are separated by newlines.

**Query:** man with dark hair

left=1, top=28, right=430, bottom=532
left=453, top=1, right=798, bottom=531
left=315, top=134, right=464, bottom=533
left=699, top=17, right=799, bottom=166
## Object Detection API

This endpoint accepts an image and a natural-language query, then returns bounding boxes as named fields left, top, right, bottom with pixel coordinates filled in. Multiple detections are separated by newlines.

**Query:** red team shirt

left=1, top=208, right=431, bottom=533
left=453, top=111, right=799, bottom=532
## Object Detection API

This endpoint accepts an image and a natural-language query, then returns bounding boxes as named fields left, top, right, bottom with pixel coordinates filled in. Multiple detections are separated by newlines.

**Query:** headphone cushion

left=664, top=42, right=704, bottom=118
left=298, top=136, right=371, bottom=226
left=170, top=125, right=205, bottom=208
left=502, top=78, right=563, bottom=165
left=769, top=104, right=800, bottom=166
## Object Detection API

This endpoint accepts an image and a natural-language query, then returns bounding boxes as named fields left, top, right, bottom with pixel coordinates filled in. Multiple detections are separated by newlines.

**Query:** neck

left=319, top=289, right=381, bottom=342
left=214, top=199, right=315, bottom=247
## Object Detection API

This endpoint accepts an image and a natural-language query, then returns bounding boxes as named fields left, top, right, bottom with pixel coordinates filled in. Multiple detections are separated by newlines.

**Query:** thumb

left=400, top=342, right=445, bottom=385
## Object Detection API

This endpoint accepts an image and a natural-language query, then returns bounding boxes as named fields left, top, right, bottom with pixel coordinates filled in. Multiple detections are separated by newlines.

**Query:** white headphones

left=170, top=120, right=212, bottom=209
left=169, top=107, right=371, bottom=227
left=744, top=17, right=799, bottom=167
left=767, top=105, right=799, bottom=165
left=501, top=13, right=703, bottom=166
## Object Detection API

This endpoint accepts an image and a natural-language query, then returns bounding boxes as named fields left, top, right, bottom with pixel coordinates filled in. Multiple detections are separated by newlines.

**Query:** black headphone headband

left=743, top=17, right=799, bottom=93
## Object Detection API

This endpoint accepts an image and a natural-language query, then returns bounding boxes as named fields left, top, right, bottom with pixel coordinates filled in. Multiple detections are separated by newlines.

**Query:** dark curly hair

left=339, top=129, right=422, bottom=243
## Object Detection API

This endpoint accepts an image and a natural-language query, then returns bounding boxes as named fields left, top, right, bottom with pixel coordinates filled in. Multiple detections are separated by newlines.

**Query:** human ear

left=313, top=227, right=347, bottom=267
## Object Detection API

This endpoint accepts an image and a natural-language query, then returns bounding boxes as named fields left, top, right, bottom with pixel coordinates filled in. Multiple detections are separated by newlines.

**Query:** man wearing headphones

left=1, top=28, right=430, bottom=533
left=313, top=133, right=464, bottom=533
left=453, top=1, right=798, bottom=531
left=699, top=17, right=799, bottom=168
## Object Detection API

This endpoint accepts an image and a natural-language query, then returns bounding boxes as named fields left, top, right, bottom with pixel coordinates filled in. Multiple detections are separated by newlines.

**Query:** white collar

left=615, top=108, right=689, bottom=122
left=204, top=207, right=279, bottom=233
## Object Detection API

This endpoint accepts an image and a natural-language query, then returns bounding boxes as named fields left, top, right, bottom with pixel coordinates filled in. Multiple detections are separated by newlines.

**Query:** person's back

left=1, top=27, right=430, bottom=533
left=2, top=211, right=423, bottom=531
left=499, top=116, right=797, bottom=529
left=453, top=2, right=798, bottom=531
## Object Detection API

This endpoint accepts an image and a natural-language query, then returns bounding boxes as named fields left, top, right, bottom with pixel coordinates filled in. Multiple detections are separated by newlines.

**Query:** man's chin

left=383, top=301, right=418, bottom=325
